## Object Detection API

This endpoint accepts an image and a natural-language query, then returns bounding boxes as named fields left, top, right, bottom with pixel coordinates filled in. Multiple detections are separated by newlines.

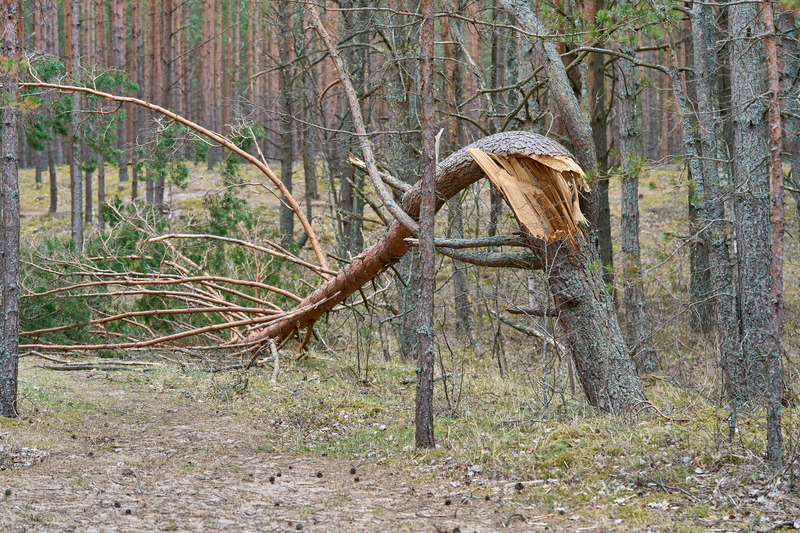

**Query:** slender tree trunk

left=415, top=0, right=436, bottom=448
left=154, top=0, right=171, bottom=212
left=112, top=0, right=127, bottom=182
left=278, top=0, right=295, bottom=246
left=43, top=0, right=58, bottom=213
left=615, top=43, right=656, bottom=373
left=211, top=0, right=222, bottom=165
left=97, top=153, right=105, bottom=230
left=132, top=0, right=142, bottom=200
left=762, top=0, right=784, bottom=465
left=487, top=0, right=504, bottom=238
left=781, top=13, right=800, bottom=236
left=47, top=112, right=58, bottom=213
left=83, top=0, right=93, bottom=227
left=84, top=144, right=92, bottom=224
left=585, top=0, right=612, bottom=286
left=443, top=4, right=472, bottom=336
left=0, top=0, right=22, bottom=417
left=69, top=0, right=84, bottom=252
left=730, top=0, right=772, bottom=399
left=669, top=3, right=743, bottom=407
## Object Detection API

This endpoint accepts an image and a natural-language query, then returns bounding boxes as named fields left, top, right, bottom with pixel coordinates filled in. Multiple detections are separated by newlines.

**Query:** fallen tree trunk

left=247, top=131, right=645, bottom=413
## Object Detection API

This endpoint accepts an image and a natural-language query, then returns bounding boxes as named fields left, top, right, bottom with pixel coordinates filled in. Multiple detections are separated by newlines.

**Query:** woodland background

left=0, top=1, right=799, bottom=527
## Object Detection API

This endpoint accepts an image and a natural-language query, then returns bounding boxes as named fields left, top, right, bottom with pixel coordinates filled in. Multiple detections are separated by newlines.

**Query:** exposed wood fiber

left=466, top=148, right=588, bottom=244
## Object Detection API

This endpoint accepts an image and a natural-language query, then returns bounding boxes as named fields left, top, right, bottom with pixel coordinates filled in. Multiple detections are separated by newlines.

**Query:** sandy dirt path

left=0, top=369, right=542, bottom=533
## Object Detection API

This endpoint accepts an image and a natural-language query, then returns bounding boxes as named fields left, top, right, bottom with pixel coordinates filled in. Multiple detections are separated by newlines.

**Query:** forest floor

left=12, top=161, right=800, bottom=532
left=1, top=357, right=799, bottom=533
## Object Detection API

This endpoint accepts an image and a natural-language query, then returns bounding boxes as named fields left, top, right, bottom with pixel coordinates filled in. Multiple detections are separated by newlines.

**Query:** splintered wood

left=467, top=148, right=589, bottom=245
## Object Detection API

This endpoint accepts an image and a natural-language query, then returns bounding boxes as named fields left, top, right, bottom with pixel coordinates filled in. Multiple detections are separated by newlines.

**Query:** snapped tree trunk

left=247, top=132, right=645, bottom=413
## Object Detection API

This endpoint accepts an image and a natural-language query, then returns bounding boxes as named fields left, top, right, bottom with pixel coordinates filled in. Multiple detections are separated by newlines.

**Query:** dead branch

left=22, top=81, right=330, bottom=274
left=404, top=235, right=528, bottom=249
left=348, top=154, right=413, bottom=194
left=149, top=234, right=336, bottom=278
left=506, top=306, right=558, bottom=317
left=490, top=310, right=565, bottom=354
left=244, top=131, right=578, bottom=357
left=24, top=275, right=301, bottom=303
left=435, top=249, right=542, bottom=269
left=308, top=7, right=420, bottom=235
left=22, top=306, right=278, bottom=337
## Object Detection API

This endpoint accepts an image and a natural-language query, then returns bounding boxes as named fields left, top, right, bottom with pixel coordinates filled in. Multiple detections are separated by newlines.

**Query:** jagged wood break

left=246, top=131, right=644, bottom=413
left=466, top=148, right=588, bottom=244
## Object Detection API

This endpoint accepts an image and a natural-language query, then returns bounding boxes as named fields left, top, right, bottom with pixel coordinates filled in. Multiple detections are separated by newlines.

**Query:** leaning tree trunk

left=247, top=132, right=645, bottom=413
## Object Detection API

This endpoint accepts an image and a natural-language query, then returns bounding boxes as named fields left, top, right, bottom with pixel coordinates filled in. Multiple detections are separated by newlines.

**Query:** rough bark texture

left=131, top=0, right=143, bottom=200
left=97, top=154, right=105, bottom=230
left=782, top=14, right=800, bottom=237
left=111, top=0, right=127, bottom=183
left=278, top=0, right=295, bottom=247
left=154, top=0, right=171, bottom=211
left=687, top=3, right=741, bottom=404
left=69, top=0, right=83, bottom=252
left=415, top=0, right=436, bottom=449
left=1, top=0, right=22, bottom=417
left=762, top=0, right=784, bottom=465
left=585, top=0, right=613, bottom=286
left=614, top=45, right=655, bottom=373
left=248, top=132, right=644, bottom=413
left=730, top=0, right=772, bottom=400
left=443, top=1, right=472, bottom=336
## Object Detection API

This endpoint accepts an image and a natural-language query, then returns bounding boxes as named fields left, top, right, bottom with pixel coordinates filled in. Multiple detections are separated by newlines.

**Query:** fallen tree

left=246, top=131, right=645, bottom=413
left=21, top=80, right=643, bottom=413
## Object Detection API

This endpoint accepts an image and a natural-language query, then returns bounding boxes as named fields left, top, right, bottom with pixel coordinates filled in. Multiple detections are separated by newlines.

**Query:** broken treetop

left=447, top=131, right=590, bottom=244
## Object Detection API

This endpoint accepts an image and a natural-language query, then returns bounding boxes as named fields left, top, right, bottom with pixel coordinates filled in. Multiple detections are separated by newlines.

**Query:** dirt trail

left=0, top=369, right=539, bottom=533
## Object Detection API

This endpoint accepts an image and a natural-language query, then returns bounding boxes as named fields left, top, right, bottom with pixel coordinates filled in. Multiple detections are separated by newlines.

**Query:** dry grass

left=11, top=157, right=800, bottom=531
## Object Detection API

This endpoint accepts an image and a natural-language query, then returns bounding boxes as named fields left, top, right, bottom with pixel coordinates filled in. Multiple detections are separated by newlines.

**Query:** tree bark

left=247, top=132, right=645, bottom=413
left=443, top=3, right=472, bottom=336
left=666, top=4, right=742, bottom=406
left=730, top=0, right=772, bottom=399
left=97, top=153, right=105, bottom=230
left=614, top=43, right=656, bottom=373
left=781, top=15, right=800, bottom=237
left=415, top=0, right=436, bottom=449
left=585, top=0, right=613, bottom=286
left=131, top=0, right=142, bottom=200
left=111, top=0, right=127, bottom=182
left=69, top=0, right=83, bottom=252
left=0, top=0, right=22, bottom=417
left=762, top=0, right=784, bottom=465
left=277, top=0, right=295, bottom=246
left=154, top=0, right=171, bottom=212
left=43, top=0, right=58, bottom=213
